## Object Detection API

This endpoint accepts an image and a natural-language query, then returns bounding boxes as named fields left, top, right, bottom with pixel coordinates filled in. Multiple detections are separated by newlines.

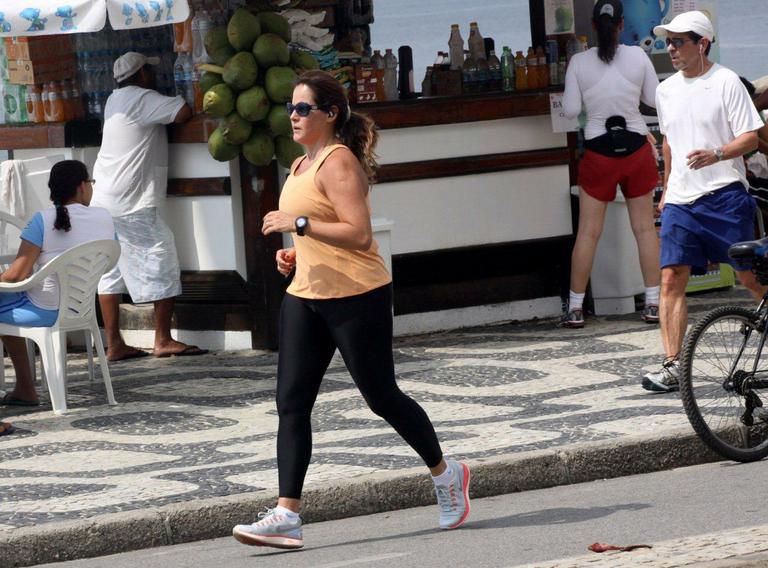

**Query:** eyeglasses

left=85, top=179, right=95, bottom=184
left=665, top=37, right=693, bottom=49
left=286, top=102, right=323, bottom=117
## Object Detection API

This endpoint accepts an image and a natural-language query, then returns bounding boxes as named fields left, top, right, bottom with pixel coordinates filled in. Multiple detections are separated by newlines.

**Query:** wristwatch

left=714, top=147, right=725, bottom=161
left=295, top=216, right=309, bottom=236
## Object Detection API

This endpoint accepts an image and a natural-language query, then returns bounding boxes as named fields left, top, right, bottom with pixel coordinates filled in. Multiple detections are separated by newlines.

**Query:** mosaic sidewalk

left=0, top=288, right=755, bottom=534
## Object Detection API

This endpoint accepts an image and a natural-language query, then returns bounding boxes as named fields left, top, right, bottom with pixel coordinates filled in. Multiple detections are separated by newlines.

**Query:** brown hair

left=295, top=70, right=379, bottom=181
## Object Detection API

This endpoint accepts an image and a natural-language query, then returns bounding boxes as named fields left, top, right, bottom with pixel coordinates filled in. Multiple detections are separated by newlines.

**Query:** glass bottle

left=468, top=22, right=485, bottom=63
left=448, top=24, right=464, bottom=71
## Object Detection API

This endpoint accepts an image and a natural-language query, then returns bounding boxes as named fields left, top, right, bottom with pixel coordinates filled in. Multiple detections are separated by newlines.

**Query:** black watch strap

left=295, top=216, right=309, bottom=236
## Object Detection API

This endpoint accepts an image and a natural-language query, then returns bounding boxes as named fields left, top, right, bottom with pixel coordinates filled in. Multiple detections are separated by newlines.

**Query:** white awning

left=0, top=0, right=190, bottom=37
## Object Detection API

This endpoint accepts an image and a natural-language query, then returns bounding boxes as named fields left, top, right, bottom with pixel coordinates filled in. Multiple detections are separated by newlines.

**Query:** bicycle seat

left=728, top=237, right=768, bottom=261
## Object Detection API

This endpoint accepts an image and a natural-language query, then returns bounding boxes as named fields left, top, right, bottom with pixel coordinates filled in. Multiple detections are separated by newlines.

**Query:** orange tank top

left=279, top=144, right=392, bottom=299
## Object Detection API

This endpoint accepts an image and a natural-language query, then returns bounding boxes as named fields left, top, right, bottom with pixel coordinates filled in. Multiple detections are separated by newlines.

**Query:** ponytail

left=54, top=204, right=71, bottom=232
left=338, top=110, right=379, bottom=182
left=48, top=159, right=89, bottom=232
left=596, top=14, right=619, bottom=63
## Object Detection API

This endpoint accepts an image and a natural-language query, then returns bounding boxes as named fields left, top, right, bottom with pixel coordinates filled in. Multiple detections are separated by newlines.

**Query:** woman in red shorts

left=561, top=0, right=661, bottom=328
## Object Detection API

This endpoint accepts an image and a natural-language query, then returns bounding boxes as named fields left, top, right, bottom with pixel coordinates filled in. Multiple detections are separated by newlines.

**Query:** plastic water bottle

left=192, top=10, right=213, bottom=65
left=174, top=52, right=187, bottom=100
left=487, top=49, right=502, bottom=91
left=501, top=46, right=514, bottom=92
left=383, top=48, right=398, bottom=101
left=448, top=24, right=464, bottom=70
left=181, top=53, right=196, bottom=107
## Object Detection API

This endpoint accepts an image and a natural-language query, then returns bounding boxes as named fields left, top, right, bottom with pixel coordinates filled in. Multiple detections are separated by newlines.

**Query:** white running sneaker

left=232, top=508, right=304, bottom=549
left=434, top=459, right=471, bottom=530
left=642, top=358, right=680, bottom=393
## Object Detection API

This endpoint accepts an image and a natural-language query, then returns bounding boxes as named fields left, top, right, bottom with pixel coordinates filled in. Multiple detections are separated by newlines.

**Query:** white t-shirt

left=563, top=45, right=658, bottom=140
left=20, top=204, right=116, bottom=310
left=91, top=86, right=186, bottom=217
left=656, top=63, right=764, bottom=204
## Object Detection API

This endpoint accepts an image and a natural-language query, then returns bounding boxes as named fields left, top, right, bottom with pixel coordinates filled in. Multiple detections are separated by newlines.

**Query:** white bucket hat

left=653, top=10, right=715, bottom=41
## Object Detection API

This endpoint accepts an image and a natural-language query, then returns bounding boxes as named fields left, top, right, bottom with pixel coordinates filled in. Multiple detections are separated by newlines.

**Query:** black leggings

left=276, top=284, right=443, bottom=499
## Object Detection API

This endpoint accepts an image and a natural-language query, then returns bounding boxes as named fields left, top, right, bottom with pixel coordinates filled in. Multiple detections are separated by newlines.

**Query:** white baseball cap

left=653, top=10, right=715, bottom=41
left=113, top=52, right=161, bottom=82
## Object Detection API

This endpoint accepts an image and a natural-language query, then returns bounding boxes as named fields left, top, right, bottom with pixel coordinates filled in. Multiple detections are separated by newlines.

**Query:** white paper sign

left=0, top=0, right=107, bottom=36
left=107, top=0, right=189, bottom=31
left=550, top=93, right=579, bottom=133
left=0, top=0, right=189, bottom=37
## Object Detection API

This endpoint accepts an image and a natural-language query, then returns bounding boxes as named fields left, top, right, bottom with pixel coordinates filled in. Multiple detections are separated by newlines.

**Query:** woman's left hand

left=262, top=210, right=295, bottom=235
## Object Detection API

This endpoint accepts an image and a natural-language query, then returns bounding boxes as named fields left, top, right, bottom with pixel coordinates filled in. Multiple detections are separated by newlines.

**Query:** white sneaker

left=434, top=459, right=471, bottom=530
left=642, top=358, right=680, bottom=393
left=232, top=508, right=303, bottom=549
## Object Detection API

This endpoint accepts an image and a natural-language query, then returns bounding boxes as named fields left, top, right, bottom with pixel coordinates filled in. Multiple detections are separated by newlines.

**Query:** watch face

left=297, top=217, right=307, bottom=228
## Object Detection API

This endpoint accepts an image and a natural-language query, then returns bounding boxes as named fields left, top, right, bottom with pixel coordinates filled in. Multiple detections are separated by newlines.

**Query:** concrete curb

left=1, top=428, right=722, bottom=567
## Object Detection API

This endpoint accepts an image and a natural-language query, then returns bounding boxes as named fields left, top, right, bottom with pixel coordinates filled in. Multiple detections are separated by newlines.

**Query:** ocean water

left=371, top=0, right=768, bottom=88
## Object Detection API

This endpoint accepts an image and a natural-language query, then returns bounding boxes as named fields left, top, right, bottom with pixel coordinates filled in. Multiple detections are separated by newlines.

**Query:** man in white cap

left=92, top=52, right=206, bottom=360
left=642, top=11, right=766, bottom=392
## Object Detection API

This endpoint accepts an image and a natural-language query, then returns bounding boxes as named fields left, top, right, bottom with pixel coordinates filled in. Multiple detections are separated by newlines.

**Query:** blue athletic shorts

left=0, top=292, right=58, bottom=327
left=660, top=182, right=756, bottom=276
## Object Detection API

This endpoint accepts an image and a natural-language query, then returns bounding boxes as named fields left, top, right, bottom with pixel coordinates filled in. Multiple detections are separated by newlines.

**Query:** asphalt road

left=38, top=460, right=768, bottom=568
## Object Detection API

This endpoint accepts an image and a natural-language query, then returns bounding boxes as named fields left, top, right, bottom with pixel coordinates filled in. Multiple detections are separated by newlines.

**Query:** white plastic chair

left=0, top=239, right=120, bottom=415
left=0, top=211, right=37, bottom=390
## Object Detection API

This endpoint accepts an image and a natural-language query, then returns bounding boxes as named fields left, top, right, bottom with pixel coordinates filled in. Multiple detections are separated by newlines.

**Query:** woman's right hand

left=276, top=247, right=296, bottom=276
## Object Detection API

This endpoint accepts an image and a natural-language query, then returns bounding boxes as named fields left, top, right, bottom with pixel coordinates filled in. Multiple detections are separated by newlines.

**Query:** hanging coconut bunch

left=200, top=7, right=321, bottom=167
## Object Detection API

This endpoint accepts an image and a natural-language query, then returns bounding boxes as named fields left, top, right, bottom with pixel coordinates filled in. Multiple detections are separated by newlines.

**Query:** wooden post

left=238, top=157, right=286, bottom=350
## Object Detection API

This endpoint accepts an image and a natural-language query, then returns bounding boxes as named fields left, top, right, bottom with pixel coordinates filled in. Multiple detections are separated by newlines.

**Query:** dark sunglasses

left=286, top=102, right=324, bottom=117
left=665, top=37, right=693, bottom=49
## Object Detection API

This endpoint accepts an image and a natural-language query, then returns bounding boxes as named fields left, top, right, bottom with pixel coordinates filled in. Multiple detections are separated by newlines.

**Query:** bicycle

left=679, top=236, right=768, bottom=462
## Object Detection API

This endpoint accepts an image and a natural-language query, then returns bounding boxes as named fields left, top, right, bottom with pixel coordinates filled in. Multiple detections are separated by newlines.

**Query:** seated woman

left=0, top=160, right=115, bottom=407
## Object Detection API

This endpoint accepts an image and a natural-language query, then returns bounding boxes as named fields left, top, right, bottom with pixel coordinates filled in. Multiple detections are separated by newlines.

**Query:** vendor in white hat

left=641, top=11, right=767, bottom=393
left=91, top=52, right=206, bottom=360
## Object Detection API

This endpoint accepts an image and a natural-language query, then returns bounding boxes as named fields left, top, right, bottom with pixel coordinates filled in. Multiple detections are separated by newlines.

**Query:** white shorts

left=98, top=208, right=182, bottom=303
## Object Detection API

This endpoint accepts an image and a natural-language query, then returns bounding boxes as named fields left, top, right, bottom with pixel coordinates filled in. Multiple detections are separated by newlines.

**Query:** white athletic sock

left=431, top=465, right=454, bottom=486
left=645, top=286, right=660, bottom=306
left=273, top=505, right=299, bottom=520
left=568, top=291, right=585, bottom=311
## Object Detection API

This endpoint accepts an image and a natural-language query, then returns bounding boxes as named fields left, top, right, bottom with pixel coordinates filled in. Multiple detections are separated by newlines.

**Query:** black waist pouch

left=584, top=115, right=647, bottom=157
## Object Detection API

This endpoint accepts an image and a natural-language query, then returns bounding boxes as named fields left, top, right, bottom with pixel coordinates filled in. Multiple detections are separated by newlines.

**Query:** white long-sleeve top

left=563, top=45, right=658, bottom=140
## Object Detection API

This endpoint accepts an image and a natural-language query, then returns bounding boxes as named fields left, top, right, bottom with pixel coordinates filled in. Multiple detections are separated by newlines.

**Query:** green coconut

left=222, top=52, right=259, bottom=91
left=236, top=86, right=271, bottom=122
left=253, top=33, right=290, bottom=68
left=290, top=49, right=320, bottom=71
left=243, top=127, right=276, bottom=167
left=275, top=135, right=304, bottom=169
left=208, top=126, right=241, bottom=162
left=202, top=83, right=235, bottom=118
left=199, top=71, right=224, bottom=96
left=227, top=8, right=261, bottom=51
left=222, top=112, right=253, bottom=145
left=258, top=11, right=292, bottom=43
left=204, top=27, right=235, bottom=66
left=267, top=104, right=292, bottom=137
left=265, top=66, right=298, bottom=104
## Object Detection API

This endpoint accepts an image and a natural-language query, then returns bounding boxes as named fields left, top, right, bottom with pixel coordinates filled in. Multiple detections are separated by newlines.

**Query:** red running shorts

left=578, top=143, right=659, bottom=202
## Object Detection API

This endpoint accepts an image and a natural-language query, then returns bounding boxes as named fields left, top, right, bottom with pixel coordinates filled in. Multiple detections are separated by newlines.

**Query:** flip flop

left=108, top=349, right=150, bottom=363
left=154, top=345, right=209, bottom=358
left=0, top=422, right=16, bottom=437
left=0, top=393, right=40, bottom=407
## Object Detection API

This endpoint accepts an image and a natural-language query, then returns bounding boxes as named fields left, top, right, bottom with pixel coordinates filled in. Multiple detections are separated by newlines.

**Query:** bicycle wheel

left=679, top=305, right=768, bottom=462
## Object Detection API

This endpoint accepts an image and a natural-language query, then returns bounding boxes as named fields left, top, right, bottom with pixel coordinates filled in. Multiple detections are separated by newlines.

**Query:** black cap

left=593, top=0, right=623, bottom=23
